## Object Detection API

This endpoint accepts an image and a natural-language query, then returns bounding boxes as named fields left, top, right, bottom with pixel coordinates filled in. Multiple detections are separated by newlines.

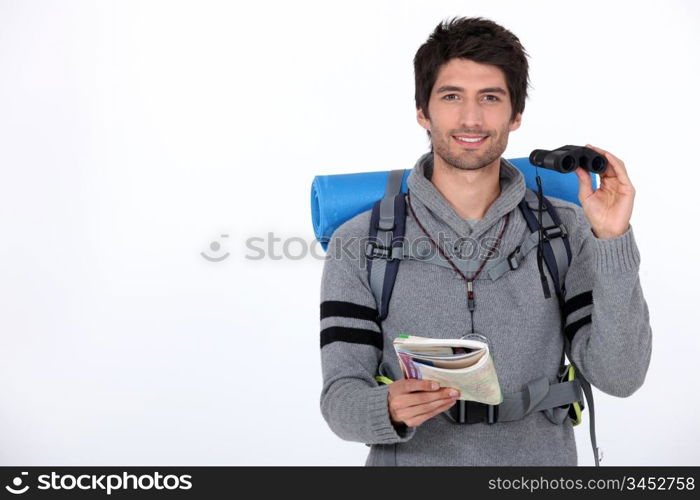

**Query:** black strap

left=517, top=191, right=572, bottom=303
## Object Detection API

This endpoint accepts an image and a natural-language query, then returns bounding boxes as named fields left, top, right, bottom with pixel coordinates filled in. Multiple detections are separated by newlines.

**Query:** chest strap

left=368, top=188, right=570, bottom=285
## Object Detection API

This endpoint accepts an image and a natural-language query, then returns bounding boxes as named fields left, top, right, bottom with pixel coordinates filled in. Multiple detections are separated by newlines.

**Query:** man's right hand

left=388, top=379, right=460, bottom=428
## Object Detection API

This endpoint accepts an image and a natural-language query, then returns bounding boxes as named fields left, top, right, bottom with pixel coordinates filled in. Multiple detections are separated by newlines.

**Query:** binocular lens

left=529, top=145, right=607, bottom=175
left=561, top=155, right=576, bottom=172
left=590, top=156, right=605, bottom=174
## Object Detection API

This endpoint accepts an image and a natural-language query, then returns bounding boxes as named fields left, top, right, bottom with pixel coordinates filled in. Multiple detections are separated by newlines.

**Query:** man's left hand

left=574, top=143, right=636, bottom=239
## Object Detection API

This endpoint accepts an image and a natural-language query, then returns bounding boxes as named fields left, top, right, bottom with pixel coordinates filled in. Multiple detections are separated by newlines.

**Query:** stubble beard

left=431, top=124, right=510, bottom=172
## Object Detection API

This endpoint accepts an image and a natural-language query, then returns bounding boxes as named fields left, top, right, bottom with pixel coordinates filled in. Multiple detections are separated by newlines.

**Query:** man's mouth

left=453, top=135, right=488, bottom=148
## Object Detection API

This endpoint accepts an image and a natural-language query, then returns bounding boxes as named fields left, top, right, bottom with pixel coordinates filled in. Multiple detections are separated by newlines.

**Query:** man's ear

left=417, top=107, right=430, bottom=131
left=509, top=112, right=523, bottom=132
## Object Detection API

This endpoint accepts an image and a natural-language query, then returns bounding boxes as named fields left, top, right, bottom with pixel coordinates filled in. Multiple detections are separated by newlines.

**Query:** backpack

left=365, top=168, right=601, bottom=466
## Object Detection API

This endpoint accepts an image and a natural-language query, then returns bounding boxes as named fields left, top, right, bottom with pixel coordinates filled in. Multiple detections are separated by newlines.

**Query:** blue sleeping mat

left=311, top=157, right=596, bottom=251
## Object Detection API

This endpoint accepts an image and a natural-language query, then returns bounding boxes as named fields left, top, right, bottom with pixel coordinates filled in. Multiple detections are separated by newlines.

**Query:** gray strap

left=523, top=188, right=542, bottom=207
left=369, top=257, right=387, bottom=313
left=550, top=236, right=570, bottom=286
left=544, top=405, right=570, bottom=425
left=394, top=245, right=484, bottom=274
left=578, top=374, right=601, bottom=466
left=525, top=376, right=549, bottom=414
left=387, top=213, right=567, bottom=286
left=389, top=228, right=540, bottom=280
left=385, top=169, right=405, bottom=197
left=378, top=170, right=405, bottom=230
left=496, top=374, right=600, bottom=465
left=485, top=229, right=541, bottom=280
left=522, top=188, right=539, bottom=207
left=369, top=170, right=405, bottom=312
left=496, top=377, right=583, bottom=422
left=388, top=227, right=535, bottom=277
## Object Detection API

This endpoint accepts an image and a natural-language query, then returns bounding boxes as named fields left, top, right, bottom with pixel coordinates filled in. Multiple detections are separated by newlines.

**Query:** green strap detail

left=571, top=401, right=583, bottom=426
left=375, top=375, right=394, bottom=385
left=566, top=365, right=582, bottom=426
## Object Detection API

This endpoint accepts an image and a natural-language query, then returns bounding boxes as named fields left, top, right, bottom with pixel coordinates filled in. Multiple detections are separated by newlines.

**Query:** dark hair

left=414, top=16, right=530, bottom=138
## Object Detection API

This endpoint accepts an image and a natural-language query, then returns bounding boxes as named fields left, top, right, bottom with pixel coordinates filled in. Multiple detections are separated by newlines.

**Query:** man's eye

left=442, top=94, right=500, bottom=102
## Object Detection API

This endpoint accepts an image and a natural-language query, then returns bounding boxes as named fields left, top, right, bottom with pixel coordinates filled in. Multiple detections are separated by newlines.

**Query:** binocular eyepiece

left=529, top=145, right=608, bottom=174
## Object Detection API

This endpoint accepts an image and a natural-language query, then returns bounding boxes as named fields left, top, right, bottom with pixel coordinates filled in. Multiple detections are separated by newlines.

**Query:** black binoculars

left=529, top=145, right=608, bottom=174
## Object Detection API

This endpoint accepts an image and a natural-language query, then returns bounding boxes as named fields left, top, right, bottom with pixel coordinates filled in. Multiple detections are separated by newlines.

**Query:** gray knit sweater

left=319, top=152, right=652, bottom=466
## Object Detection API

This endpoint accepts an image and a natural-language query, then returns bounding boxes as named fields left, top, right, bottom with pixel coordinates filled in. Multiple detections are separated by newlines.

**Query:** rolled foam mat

left=311, top=157, right=596, bottom=251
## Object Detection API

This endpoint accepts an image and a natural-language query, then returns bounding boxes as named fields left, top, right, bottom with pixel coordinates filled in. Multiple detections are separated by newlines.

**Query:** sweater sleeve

left=562, top=207, right=653, bottom=398
left=319, top=220, right=416, bottom=444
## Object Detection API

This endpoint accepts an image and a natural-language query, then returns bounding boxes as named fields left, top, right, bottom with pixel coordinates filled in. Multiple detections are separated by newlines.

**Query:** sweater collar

left=406, top=151, right=526, bottom=238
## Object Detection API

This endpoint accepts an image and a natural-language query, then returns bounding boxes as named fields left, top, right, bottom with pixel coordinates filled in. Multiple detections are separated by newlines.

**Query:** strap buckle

left=542, top=224, right=568, bottom=242
left=365, top=241, right=391, bottom=260
left=446, top=400, right=499, bottom=424
left=507, top=245, right=522, bottom=270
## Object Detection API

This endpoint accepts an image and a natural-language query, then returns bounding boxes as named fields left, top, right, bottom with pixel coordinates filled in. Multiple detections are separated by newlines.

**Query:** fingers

left=388, top=380, right=460, bottom=427
left=395, top=379, right=440, bottom=394
left=402, top=397, right=457, bottom=428
left=392, top=393, right=458, bottom=428
left=392, top=387, right=459, bottom=410
left=575, top=166, right=594, bottom=203
left=387, top=379, right=440, bottom=404
left=585, top=143, right=633, bottom=187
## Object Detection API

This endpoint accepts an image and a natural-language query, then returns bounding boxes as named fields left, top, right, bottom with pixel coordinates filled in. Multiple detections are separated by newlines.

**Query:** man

left=319, top=16, right=651, bottom=466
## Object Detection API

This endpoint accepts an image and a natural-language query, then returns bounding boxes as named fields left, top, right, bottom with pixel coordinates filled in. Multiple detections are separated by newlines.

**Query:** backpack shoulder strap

left=517, top=188, right=573, bottom=302
left=366, top=169, right=407, bottom=321
left=519, top=189, right=602, bottom=466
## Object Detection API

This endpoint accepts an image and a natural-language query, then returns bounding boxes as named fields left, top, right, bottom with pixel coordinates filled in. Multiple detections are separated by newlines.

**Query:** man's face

left=417, top=58, right=522, bottom=171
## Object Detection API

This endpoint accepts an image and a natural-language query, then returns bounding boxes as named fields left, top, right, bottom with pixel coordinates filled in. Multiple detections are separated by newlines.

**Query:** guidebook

left=393, top=335, right=503, bottom=405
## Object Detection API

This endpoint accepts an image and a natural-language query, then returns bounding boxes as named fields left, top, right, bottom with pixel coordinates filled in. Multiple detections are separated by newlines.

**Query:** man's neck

left=429, top=154, right=502, bottom=220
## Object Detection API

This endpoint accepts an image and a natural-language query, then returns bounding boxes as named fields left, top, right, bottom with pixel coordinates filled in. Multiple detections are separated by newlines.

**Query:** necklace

left=406, top=191, right=511, bottom=333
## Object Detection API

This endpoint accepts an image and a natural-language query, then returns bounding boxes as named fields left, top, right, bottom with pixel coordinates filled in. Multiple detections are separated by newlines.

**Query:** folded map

left=393, top=335, right=503, bottom=405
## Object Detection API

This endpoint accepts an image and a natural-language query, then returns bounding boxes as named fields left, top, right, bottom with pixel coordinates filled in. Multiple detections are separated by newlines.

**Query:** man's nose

left=458, top=99, right=484, bottom=129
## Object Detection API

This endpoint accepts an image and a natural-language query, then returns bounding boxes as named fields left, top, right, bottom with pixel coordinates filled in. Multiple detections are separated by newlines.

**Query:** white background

left=1, top=0, right=698, bottom=465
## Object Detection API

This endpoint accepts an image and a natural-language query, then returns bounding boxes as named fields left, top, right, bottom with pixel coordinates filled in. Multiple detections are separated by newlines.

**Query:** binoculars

left=529, top=145, right=608, bottom=174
